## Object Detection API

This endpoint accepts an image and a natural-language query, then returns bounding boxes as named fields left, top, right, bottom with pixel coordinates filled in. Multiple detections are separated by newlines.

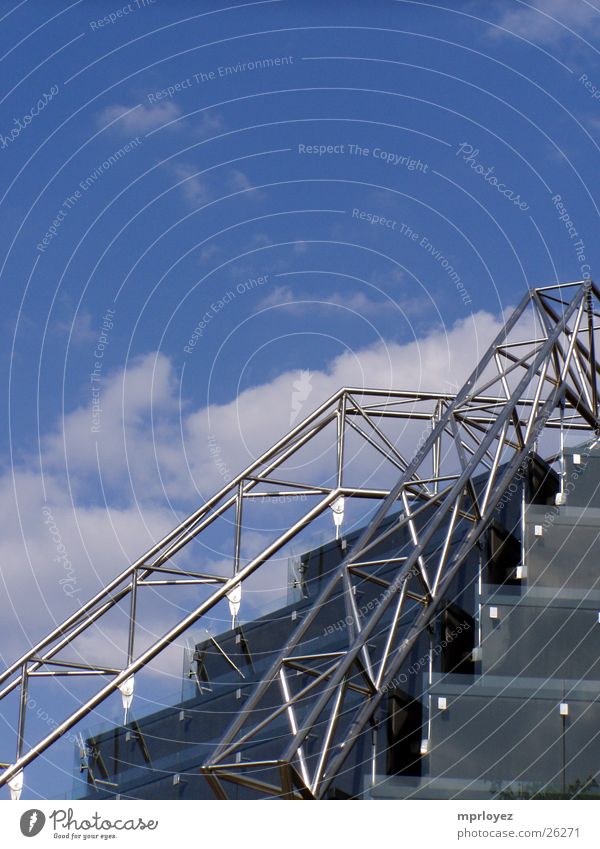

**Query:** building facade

left=74, top=445, right=600, bottom=800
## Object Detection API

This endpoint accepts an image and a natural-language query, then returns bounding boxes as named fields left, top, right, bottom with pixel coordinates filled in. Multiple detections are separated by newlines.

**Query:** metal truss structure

left=0, top=280, right=599, bottom=799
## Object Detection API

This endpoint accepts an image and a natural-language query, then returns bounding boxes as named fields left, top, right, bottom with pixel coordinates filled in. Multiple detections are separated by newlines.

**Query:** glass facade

left=75, top=448, right=600, bottom=799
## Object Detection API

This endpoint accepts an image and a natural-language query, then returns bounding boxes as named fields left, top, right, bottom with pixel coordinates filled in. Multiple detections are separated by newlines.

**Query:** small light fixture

left=226, top=584, right=242, bottom=624
left=437, top=696, right=447, bottom=711
left=559, top=703, right=569, bottom=716
left=331, top=496, right=345, bottom=534
left=471, top=647, right=482, bottom=662
left=7, top=770, right=23, bottom=801
left=489, top=606, right=499, bottom=620
left=420, top=739, right=429, bottom=755
left=118, top=675, right=134, bottom=713
left=534, top=525, right=543, bottom=536
left=515, top=565, right=525, bottom=580
left=573, top=453, right=582, bottom=465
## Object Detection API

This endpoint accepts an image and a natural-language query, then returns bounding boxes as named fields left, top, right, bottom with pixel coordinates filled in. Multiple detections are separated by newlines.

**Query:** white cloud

left=38, top=310, right=516, bottom=508
left=181, top=309, right=512, bottom=495
left=42, top=351, right=190, bottom=502
left=492, top=0, right=600, bottom=45
left=170, top=163, right=261, bottom=208
left=258, top=283, right=294, bottom=307
left=0, top=466, right=175, bottom=665
left=97, top=102, right=225, bottom=140
left=258, top=285, right=393, bottom=316
left=194, top=111, right=225, bottom=138
left=228, top=169, right=253, bottom=192
left=97, top=101, right=182, bottom=134
left=170, top=162, right=212, bottom=206
left=227, top=168, right=265, bottom=200
left=198, top=244, right=221, bottom=264
left=55, top=311, right=96, bottom=345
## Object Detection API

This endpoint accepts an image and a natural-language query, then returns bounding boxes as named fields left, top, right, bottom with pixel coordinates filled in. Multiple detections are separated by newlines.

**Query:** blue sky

left=0, top=0, right=599, bottom=799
